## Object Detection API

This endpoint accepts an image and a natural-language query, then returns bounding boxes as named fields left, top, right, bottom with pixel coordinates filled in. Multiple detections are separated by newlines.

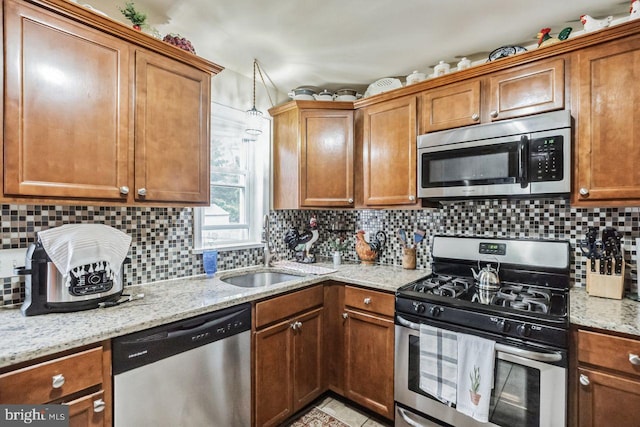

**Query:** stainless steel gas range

left=394, top=236, right=570, bottom=427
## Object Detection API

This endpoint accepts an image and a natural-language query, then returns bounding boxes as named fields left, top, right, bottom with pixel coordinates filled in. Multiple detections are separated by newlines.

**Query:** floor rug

left=286, top=407, right=350, bottom=427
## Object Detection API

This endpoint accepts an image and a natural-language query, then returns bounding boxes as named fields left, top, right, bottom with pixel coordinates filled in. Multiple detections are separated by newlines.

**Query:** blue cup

left=203, top=250, right=218, bottom=276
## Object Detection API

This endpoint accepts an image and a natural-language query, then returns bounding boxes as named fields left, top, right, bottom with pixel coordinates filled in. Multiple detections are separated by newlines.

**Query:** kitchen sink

left=221, top=271, right=304, bottom=288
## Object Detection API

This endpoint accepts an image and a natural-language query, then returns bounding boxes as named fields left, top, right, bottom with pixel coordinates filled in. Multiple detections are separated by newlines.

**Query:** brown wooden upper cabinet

left=2, top=0, right=218, bottom=205
left=572, top=34, right=640, bottom=206
left=360, top=96, right=417, bottom=207
left=420, top=58, right=565, bottom=133
left=270, top=102, right=355, bottom=209
left=134, top=50, right=211, bottom=204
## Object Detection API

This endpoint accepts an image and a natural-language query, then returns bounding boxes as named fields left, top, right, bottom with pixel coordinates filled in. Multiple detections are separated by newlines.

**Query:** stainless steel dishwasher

left=112, top=303, right=251, bottom=427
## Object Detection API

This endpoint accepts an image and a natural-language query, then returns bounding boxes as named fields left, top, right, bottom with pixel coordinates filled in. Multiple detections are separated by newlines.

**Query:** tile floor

left=290, top=395, right=392, bottom=427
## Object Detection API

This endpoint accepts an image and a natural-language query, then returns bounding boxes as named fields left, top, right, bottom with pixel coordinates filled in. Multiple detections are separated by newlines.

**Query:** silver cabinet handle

left=52, top=374, right=65, bottom=389
left=342, top=312, right=348, bottom=319
left=579, top=187, right=589, bottom=196
left=579, top=374, right=590, bottom=386
left=490, top=110, right=499, bottom=118
left=93, top=399, right=106, bottom=413
left=348, top=198, right=354, bottom=204
left=119, top=186, right=129, bottom=195
left=363, top=297, right=372, bottom=305
left=137, top=188, right=147, bottom=196
left=295, top=321, right=302, bottom=330
left=629, top=354, right=640, bottom=365
left=290, top=322, right=297, bottom=330
left=471, top=113, right=480, bottom=121
left=409, top=195, right=416, bottom=202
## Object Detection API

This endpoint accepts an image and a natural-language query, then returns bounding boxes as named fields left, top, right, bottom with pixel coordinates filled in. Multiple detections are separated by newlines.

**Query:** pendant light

left=245, top=59, right=263, bottom=136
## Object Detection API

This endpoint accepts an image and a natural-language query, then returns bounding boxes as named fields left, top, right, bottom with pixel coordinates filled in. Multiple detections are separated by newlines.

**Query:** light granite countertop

left=0, top=262, right=429, bottom=369
left=570, top=287, right=640, bottom=336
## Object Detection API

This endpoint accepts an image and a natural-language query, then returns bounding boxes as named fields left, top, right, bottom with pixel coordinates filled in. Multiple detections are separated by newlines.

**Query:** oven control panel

left=478, top=242, right=506, bottom=256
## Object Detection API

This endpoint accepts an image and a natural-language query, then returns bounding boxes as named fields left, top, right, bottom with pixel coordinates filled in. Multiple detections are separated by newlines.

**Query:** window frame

left=193, top=101, right=270, bottom=252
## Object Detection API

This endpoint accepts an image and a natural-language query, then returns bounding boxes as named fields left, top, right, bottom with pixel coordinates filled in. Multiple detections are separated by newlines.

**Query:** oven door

left=395, top=318, right=566, bottom=427
left=418, top=135, right=529, bottom=199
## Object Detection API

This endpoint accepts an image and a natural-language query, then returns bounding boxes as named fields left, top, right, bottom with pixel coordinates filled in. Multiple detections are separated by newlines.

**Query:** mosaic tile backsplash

left=2, top=200, right=640, bottom=306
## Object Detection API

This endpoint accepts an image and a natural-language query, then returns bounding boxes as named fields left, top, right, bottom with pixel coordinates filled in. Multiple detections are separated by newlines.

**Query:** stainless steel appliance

left=17, top=242, right=124, bottom=316
left=395, top=236, right=570, bottom=427
left=417, top=110, right=571, bottom=199
left=113, top=303, right=251, bottom=427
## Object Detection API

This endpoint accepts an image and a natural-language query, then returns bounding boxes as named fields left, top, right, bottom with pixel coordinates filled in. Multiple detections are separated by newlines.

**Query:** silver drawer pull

left=93, top=399, right=106, bottom=413
left=52, top=374, right=65, bottom=389
left=342, top=312, right=348, bottom=319
left=119, top=186, right=129, bottom=195
left=629, top=353, right=640, bottom=365
left=579, top=374, right=590, bottom=386
left=363, top=297, right=372, bottom=305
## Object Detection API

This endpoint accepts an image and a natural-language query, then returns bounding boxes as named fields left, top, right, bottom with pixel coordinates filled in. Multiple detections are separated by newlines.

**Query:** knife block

left=586, top=254, right=625, bottom=299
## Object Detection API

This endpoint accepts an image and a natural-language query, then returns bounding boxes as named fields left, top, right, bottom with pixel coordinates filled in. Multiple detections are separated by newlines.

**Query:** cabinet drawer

left=0, top=347, right=103, bottom=404
left=344, top=286, right=394, bottom=317
left=578, top=330, right=640, bottom=377
left=255, top=286, right=324, bottom=329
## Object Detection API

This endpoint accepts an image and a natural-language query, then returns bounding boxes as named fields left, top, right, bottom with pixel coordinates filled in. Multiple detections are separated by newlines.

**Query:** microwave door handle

left=519, top=135, right=529, bottom=189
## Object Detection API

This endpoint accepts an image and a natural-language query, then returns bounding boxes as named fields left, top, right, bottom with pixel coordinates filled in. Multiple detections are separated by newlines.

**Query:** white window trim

left=193, top=102, right=271, bottom=252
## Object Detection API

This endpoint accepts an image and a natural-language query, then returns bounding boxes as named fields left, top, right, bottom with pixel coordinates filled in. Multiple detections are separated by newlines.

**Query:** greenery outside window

left=194, top=102, right=270, bottom=250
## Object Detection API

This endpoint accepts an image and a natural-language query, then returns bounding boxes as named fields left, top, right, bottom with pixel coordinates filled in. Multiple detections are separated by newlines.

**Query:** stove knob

left=517, top=324, right=531, bottom=337
left=413, top=303, right=426, bottom=314
left=497, top=319, right=510, bottom=332
left=429, top=306, right=442, bottom=317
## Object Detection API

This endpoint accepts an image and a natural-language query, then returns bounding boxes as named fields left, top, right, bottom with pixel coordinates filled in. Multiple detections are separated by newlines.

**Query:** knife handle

left=599, top=258, right=606, bottom=275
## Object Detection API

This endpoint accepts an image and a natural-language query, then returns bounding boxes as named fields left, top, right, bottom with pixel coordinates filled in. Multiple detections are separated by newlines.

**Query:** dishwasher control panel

left=112, top=302, right=251, bottom=374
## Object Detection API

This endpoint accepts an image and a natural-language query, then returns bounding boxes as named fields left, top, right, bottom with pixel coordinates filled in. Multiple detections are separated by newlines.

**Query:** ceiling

left=82, top=0, right=631, bottom=95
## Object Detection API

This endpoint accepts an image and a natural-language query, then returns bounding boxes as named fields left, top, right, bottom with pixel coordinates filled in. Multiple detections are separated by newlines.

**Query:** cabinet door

left=420, top=80, right=481, bottom=133
left=292, top=308, right=324, bottom=412
left=134, top=50, right=211, bottom=204
left=254, top=321, right=294, bottom=427
left=487, top=58, right=564, bottom=122
left=573, top=37, right=640, bottom=204
left=66, top=390, right=105, bottom=427
left=362, top=96, right=417, bottom=206
left=577, top=367, right=640, bottom=427
left=344, top=308, right=394, bottom=419
left=3, top=0, right=130, bottom=200
left=300, top=110, right=354, bottom=207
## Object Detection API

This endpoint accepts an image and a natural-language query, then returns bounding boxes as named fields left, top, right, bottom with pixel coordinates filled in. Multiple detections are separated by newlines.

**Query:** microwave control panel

left=529, top=135, right=563, bottom=182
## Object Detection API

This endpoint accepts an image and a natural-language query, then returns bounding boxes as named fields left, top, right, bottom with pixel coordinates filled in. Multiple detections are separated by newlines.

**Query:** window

left=194, top=102, right=270, bottom=250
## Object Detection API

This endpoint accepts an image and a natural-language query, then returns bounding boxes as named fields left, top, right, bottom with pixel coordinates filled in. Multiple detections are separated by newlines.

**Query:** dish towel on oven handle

left=38, top=224, right=132, bottom=286
left=456, top=332, right=495, bottom=423
left=418, top=324, right=458, bottom=405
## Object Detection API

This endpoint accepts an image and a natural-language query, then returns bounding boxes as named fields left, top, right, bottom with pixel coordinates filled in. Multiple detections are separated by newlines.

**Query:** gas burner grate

left=493, top=285, right=552, bottom=314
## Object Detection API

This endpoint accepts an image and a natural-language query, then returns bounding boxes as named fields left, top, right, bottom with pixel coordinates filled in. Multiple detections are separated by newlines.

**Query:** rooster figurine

left=284, top=215, right=319, bottom=263
left=355, top=230, right=387, bottom=265
left=537, top=27, right=572, bottom=48
left=580, top=14, right=613, bottom=33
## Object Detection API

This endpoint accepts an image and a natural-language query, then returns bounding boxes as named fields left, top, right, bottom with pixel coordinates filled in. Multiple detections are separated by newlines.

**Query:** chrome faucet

left=262, top=214, right=277, bottom=267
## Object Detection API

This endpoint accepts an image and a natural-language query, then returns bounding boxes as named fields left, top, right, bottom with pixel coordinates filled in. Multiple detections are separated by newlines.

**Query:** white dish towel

left=419, top=324, right=458, bottom=405
left=456, top=332, right=495, bottom=423
left=38, top=224, right=131, bottom=285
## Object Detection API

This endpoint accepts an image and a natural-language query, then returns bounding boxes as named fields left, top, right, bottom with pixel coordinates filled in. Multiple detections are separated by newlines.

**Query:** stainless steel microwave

left=418, top=110, right=571, bottom=200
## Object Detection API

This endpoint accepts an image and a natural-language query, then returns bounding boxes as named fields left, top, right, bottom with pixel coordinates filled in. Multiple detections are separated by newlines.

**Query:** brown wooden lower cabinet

left=253, top=287, right=324, bottom=427
left=0, top=343, right=112, bottom=427
left=574, top=328, right=640, bottom=427
left=343, top=308, right=395, bottom=419
left=253, top=283, right=395, bottom=426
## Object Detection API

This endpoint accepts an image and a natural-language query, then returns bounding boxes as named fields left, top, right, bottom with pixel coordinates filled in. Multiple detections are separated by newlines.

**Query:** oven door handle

left=495, top=343, right=563, bottom=362
left=397, top=315, right=563, bottom=363
left=397, top=406, right=428, bottom=427
left=397, top=315, right=422, bottom=331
